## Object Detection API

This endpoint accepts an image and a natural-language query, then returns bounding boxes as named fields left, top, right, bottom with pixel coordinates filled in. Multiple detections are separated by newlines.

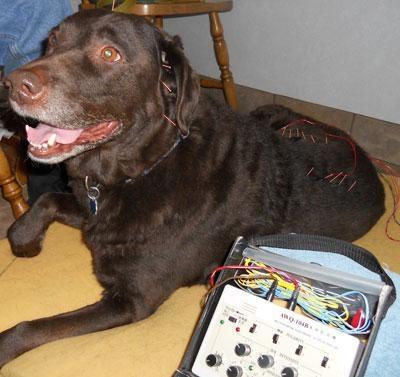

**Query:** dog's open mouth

left=26, top=120, right=121, bottom=160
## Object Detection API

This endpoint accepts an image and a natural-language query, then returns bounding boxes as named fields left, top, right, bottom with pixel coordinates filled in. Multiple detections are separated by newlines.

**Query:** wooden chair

left=0, top=143, right=29, bottom=219
left=81, top=0, right=238, bottom=109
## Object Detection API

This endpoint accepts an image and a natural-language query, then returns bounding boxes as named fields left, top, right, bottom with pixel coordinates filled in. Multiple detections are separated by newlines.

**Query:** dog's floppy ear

left=158, top=34, right=200, bottom=138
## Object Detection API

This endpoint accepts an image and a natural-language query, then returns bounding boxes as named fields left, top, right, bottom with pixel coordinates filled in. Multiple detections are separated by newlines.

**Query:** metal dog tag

left=85, top=176, right=100, bottom=215
left=89, top=196, right=98, bottom=215
left=87, top=186, right=100, bottom=215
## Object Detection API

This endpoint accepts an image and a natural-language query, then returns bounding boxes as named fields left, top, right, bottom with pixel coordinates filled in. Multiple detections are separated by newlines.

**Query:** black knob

left=226, top=366, right=243, bottom=377
left=234, top=343, right=251, bottom=356
left=206, top=353, right=222, bottom=367
left=257, top=354, right=274, bottom=368
left=281, top=367, right=298, bottom=377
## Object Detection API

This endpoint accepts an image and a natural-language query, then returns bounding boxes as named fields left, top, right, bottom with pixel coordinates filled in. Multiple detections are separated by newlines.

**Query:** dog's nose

left=4, top=68, right=48, bottom=106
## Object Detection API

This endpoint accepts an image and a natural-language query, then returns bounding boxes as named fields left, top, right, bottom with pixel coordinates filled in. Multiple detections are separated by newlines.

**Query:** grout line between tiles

left=0, top=257, right=17, bottom=278
left=349, top=113, right=356, bottom=135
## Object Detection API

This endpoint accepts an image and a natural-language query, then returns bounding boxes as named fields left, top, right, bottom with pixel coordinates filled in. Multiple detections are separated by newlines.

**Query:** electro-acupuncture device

left=174, top=235, right=395, bottom=377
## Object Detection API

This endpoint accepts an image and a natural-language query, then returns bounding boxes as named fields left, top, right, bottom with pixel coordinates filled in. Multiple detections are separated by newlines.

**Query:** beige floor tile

left=352, top=115, right=400, bottom=166
left=202, top=84, right=274, bottom=114
left=235, top=85, right=274, bottom=113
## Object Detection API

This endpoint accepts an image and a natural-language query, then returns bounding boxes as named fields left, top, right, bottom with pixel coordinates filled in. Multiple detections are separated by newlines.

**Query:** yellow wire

left=238, top=259, right=351, bottom=323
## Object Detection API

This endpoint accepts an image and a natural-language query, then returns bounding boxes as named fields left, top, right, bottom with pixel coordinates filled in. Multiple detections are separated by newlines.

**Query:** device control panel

left=192, top=285, right=363, bottom=377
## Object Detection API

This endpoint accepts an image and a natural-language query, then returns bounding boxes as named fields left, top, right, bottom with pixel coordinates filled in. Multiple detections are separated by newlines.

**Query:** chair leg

left=80, top=0, right=96, bottom=10
left=0, top=145, right=29, bottom=219
left=144, top=16, right=164, bottom=29
left=154, top=16, right=164, bottom=29
left=209, top=11, right=238, bottom=110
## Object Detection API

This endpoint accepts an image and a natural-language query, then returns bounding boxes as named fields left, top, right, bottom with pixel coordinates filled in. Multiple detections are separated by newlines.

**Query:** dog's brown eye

left=101, top=47, right=121, bottom=63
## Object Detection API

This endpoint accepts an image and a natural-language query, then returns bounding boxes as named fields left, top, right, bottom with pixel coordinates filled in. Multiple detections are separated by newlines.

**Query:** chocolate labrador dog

left=1, top=9, right=384, bottom=366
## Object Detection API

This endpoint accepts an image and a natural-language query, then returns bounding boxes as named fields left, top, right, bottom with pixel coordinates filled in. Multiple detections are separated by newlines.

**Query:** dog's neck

left=81, top=132, right=182, bottom=215
left=66, top=115, right=184, bottom=184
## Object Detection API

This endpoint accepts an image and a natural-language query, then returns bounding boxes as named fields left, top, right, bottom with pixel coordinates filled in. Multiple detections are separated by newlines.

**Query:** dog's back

left=249, top=104, right=385, bottom=240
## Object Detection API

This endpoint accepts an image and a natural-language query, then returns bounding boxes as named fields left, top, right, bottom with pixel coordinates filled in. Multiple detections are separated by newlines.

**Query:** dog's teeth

left=48, top=133, right=57, bottom=146
left=41, top=142, right=48, bottom=149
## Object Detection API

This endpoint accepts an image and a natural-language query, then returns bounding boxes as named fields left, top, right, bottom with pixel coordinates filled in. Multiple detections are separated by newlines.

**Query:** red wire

left=371, top=158, right=400, bottom=242
left=281, top=118, right=354, bottom=136
left=281, top=121, right=399, bottom=242
left=385, top=214, right=400, bottom=242
left=209, top=264, right=300, bottom=288
left=281, top=118, right=315, bottom=130
left=281, top=119, right=358, bottom=173
left=209, top=265, right=269, bottom=287
left=325, top=133, right=358, bottom=172
left=372, top=158, right=400, bottom=177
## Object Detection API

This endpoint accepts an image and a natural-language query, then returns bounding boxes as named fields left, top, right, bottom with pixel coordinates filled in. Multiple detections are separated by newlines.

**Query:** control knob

left=234, top=343, right=251, bottom=356
left=226, top=366, right=243, bottom=377
left=281, top=367, right=298, bottom=377
left=206, top=353, right=222, bottom=367
left=257, top=354, right=274, bottom=368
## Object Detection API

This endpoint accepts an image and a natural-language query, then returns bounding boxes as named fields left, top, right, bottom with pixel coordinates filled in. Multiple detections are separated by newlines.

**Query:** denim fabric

left=0, top=0, right=73, bottom=76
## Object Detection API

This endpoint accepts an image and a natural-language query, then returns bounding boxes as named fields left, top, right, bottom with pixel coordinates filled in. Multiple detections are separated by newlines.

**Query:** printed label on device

left=192, top=284, right=363, bottom=377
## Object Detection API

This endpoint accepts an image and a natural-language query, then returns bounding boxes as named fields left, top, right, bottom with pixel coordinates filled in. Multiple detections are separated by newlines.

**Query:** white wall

left=164, top=0, right=400, bottom=124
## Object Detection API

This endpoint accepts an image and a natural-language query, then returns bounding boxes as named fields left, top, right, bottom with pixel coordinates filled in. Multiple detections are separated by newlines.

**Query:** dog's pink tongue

left=26, top=123, right=83, bottom=145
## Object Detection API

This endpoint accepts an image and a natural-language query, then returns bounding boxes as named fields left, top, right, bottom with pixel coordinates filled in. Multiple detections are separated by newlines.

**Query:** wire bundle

left=372, top=158, right=400, bottom=242
left=234, top=258, right=372, bottom=335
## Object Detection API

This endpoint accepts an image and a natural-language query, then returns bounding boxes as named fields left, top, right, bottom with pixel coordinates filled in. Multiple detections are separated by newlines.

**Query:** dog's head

left=4, top=10, right=200, bottom=164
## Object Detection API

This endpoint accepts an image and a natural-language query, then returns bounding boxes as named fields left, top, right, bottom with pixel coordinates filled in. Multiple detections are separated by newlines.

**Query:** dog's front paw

left=7, top=216, right=44, bottom=258
left=0, top=322, right=30, bottom=368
